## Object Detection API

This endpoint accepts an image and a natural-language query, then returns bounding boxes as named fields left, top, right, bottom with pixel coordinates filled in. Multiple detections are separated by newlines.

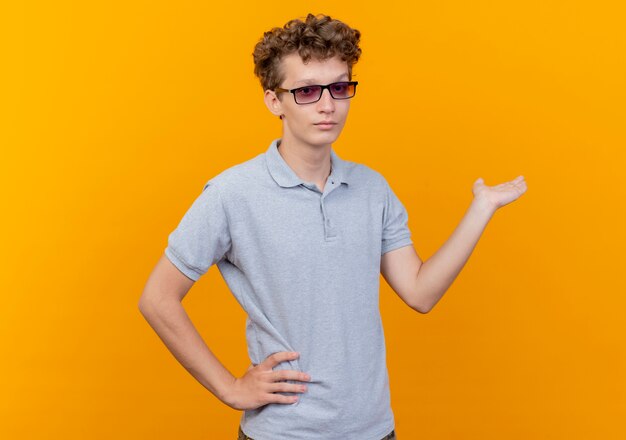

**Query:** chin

left=285, top=126, right=343, bottom=148
left=309, top=130, right=342, bottom=146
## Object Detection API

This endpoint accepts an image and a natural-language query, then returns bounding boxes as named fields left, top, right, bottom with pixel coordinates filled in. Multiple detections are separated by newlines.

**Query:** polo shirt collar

left=266, top=138, right=350, bottom=188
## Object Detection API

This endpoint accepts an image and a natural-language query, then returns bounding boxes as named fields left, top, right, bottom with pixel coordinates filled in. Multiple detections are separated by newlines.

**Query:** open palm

left=472, top=175, right=528, bottom=210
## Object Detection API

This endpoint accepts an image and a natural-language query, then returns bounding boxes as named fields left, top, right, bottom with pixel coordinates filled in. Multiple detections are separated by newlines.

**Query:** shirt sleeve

left=381, top=177, right=413, bottom=256
left=164, top=180, right=232, bottom=281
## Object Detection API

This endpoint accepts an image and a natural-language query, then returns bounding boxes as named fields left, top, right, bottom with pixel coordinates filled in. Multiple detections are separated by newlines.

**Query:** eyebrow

left=292, top=73, right=349, bottom=86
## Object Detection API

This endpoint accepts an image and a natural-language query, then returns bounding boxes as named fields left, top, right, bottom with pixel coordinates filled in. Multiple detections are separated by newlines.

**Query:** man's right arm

left=137, top=254, right=237, bottom=405
left=137, top=254, right=311, bottom=410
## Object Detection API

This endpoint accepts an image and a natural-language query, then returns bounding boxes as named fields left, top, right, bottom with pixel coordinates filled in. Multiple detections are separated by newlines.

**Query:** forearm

left=139, top=298, right=236, bottom=405
left=414, top=198, right=495, bottom=312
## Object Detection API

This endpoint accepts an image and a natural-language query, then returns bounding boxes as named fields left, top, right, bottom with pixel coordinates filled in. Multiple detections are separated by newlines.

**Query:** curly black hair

left=252, top=13, right=362, bottom=91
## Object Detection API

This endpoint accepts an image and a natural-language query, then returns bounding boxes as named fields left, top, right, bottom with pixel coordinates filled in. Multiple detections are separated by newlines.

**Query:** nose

left=316, top=88, right=335, bottom=112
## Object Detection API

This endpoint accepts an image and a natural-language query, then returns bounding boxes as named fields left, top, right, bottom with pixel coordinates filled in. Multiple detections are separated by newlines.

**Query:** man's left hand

left=472, top=175, right=528, bottom=211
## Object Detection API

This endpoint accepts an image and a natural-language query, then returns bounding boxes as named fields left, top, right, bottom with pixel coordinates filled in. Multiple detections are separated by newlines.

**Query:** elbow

left=138, top=290, right=158, bottom=317
left=138, top=282, right=164, bottom=316
left=413, top=303, right=432, bottom=314
left=411, top=266, right=433, bottom=314
left=410, top=282, right=437, bottom=314
left=138, top=287, right=183, bottom=319
left=138, top=295, right=164, bottom=324
left=411, top=296, right=434, bottom=314
left=138, top=294, right=150, bottom=316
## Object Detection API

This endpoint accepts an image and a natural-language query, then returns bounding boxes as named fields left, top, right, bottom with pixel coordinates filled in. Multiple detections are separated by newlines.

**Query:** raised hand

left=472, top=175, right=528, bottom=211
left=224, top=351, right=310, bottom=411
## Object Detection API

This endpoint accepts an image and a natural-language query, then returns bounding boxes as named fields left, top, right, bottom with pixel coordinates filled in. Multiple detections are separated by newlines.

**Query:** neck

left=277, top=137, right=332, bottom=184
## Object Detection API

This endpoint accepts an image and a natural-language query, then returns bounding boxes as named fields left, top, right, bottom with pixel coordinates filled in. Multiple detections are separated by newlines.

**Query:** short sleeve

left=164, top=180, right=232, bottom=281
left=381, top=177, right=413, bottom=256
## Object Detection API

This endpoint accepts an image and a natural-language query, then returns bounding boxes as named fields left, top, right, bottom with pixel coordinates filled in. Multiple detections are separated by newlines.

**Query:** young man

left=138, top=13, right=527, bottom=440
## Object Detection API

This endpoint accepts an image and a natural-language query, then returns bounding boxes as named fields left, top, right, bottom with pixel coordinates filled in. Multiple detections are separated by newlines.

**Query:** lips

left=314, top=121, right=336, bottom=125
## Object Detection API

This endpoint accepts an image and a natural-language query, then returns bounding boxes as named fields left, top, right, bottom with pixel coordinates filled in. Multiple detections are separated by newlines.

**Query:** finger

left=267, top=393, right=299, bottom=405
left=272, top=369, right=311, bottom=383
left=502, top=179, right=524, bottom=188
left=268, top=381, right=308, bottom=394
left=263, top=351, right=299, bottom=369
left=495, top=177, right=523, bottom=188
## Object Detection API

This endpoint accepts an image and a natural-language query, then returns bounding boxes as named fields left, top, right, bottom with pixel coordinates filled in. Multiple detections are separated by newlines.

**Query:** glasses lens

left=294, top=86, right=322, bottom=104
left=329, top=82, right=355, bottom=99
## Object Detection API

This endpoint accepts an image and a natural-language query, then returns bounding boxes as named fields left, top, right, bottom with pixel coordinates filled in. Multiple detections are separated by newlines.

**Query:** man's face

left=265, top=53, right=352, bottom=149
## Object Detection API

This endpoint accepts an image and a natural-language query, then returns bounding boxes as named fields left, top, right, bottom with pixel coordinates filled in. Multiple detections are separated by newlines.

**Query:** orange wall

left=2, top=1, right=624, bottom=438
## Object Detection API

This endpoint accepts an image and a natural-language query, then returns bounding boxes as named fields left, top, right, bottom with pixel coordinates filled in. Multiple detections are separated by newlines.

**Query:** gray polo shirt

left=164, top=138, right=413, bottom=440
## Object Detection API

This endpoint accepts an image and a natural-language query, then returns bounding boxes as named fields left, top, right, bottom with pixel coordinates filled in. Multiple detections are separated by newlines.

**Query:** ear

left=264, top=89, right=284, bottom=118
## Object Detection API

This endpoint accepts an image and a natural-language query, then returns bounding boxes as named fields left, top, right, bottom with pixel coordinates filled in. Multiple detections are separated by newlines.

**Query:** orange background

left=2, top=1, right=625, bottom=439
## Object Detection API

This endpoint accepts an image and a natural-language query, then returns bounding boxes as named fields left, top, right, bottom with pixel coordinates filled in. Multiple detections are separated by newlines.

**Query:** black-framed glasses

left=274, top=81, right=358, bottom=105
